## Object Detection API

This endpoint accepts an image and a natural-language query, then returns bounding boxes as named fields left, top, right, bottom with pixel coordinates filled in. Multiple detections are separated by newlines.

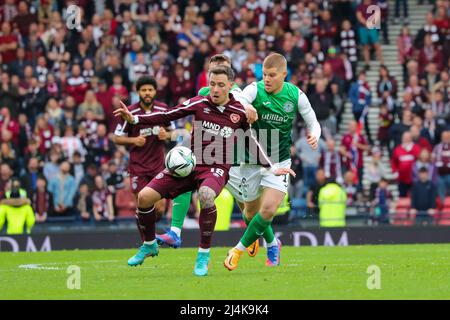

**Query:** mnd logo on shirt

left=201, top=121, right=233, bottom=138
left=139, top=126, right=160, bottom=137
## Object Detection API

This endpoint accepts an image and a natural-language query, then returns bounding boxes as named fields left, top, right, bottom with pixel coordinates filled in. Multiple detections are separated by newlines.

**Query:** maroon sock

left=199, top=206, right=217, bottom=249
left=135, top=212, right=144, bottom=242
left=136, top=207, right=156, bottom=242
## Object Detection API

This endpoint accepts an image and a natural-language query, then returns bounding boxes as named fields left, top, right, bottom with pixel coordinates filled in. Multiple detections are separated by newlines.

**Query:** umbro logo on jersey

left=204, top=108, right=211, bottom=114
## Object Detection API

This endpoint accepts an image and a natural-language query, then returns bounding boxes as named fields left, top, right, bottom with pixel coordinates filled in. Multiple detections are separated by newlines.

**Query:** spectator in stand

left=20, top=157, right=39, bottom=198
left=432, top=130, right=450, bottom=203
left=320, top=138, right=344, bottom=185
left=410, top=167, right=437, bottom=225
left=366, top=147, right=386, bottom=199
left=34, top=115, right=54, bottom=156
left=371, top=178, right=393, bottom=225
left=0, top=72, right=20, bottom=118
left=71, top=151, right=85, bottom=188
left=108, top=73, right=129, bottom=103
left=74, top=182, right=93, bottom=222
left=45, top=97, right=63, bottom=129
left=31, top=175, right=53, bottom=223
left=420, top=62, right=441, bottom=94
left=169, top=63, right=194, bottom=106
left=377, top=0, right=389, bottom=44
left=356, top=0, right=384, bottom=70
left=410, top=124, right=433, bottom=153
left=43, top=149, right=61, bottom=183
left=306, top=168, right=327, bottom=216
left=378, top=104, right=394, bottom=154
left=394, top=0, right=409, bottom=25
left=342, top=170, right=363, bottom=208
left=58, top=126, right=86, bottom=163
left=417, top=34, right=444, bottom=75
left=22, top=77, right=47, bottom=126
left=90, top=124, right=114, bottom=166
left=309, top=79, right=336, bottom=136
left=92, top=175, right=114, bottom=221
left=0, top=141, right=17, bottom=176
left=340, top=120, right=370, bottom=188
left=0, top=163, right=13, bottom=199
left=66, top=64, right=89, bottom=106
left=0, top=107, right=19, bottom=145
left=0, top=21, right=18, bottom=65
left=397, top=25, right=415, bottom=83
left=339, top=19, right=358, bottom=77
left=115, top=177, right=136, bottom=218
left=315, top=9, right=337, bottom=53
left=295, top=131, right=326, bottom=196
left=105, top=160, right=124, bottom=213
left=414, top=12, right=441, bottom=49
left=391, top=131, right=421, bottom=197
left=422, top=109, right=446, bottom=146
left=405, top=75, right=428, bottom=113
left=47, top=161, right=77, bottom=216
left=413, top=148, right=436, bottom=183
left=349, top=71, right=372, bottom=145
left=377, top=65, right=398, bottom=109
left=77, top=90, right=105, bottom=121
left=429, top=90, right=450, bottom=126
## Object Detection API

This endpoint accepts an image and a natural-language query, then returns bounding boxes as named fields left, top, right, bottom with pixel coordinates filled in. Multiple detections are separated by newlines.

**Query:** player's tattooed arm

left=198, top=186, right=217, bottom=209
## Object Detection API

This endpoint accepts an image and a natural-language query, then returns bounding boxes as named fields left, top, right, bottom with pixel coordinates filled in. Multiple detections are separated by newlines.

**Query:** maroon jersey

left=114, top=101, right=172, bottom=177
left=133, top=94, right=251, bottom=172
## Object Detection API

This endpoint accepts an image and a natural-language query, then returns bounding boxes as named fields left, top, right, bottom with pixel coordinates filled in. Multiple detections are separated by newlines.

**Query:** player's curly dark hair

left=136, top=76, right=158, bottom=91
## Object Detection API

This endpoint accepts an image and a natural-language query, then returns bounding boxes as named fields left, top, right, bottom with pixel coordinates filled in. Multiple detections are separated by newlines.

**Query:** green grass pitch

left=1, top=244, right=449, bottom=300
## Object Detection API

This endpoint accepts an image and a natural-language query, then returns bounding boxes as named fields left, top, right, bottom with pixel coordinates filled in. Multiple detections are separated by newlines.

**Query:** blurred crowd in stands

left=0, top=0, right=448, bottom=231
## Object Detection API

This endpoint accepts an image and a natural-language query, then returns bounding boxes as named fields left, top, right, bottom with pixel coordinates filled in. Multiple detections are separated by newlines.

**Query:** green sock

left=242, top=213, right=275, bottom=244
left=171, top=191, right=192, bottom=229
left=240, top=213, right=272, bottom=247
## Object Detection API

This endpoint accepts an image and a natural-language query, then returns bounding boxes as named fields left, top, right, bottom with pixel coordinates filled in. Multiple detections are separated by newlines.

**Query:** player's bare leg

left=128, top=187, right=162, bottom=266
left=194, top=186, right=218, bottom=276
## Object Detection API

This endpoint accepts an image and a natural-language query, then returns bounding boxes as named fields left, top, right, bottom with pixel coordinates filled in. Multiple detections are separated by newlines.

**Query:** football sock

left=198, top=247, right=210, bottom=253
left=144, top=240, right=156, bottom=246
left=199, top=206, right=217, bottom=249
left=137, top=206, right=156, bottom=242
left=239, top=213, right=272, bottom=248
left=171, top=191, right=192, bottom=231
left=267, top=238, right=279, bottom=248
left=170, top=227, right=181, bottom=237
left=242, top=212, right=275, bottom=245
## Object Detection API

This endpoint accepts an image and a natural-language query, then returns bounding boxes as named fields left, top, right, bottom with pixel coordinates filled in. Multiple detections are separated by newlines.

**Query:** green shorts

left=359, top=27, right=379, bottom=45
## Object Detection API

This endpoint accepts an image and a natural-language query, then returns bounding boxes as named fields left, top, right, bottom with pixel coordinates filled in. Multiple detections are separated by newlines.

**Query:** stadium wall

left=1, top=227, right=450, bottom=252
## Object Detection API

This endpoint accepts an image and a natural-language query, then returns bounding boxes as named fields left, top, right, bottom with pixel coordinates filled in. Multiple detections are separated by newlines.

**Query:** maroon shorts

left=147, top=166, right=229, bottom=199
left=130, top=174, right=155, bottom=194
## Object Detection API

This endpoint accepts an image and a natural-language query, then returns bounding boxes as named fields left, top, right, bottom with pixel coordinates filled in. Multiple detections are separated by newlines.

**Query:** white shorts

left=225, top=159, right=292, bottom=203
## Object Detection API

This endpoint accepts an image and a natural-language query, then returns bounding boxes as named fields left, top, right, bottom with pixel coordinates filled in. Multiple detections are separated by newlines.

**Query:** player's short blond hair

left=263, top=53, right=287, bottom=71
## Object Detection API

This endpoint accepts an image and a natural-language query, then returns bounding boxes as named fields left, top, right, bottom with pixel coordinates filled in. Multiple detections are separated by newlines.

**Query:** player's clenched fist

left=134, top=135, right=146, bottom=147
left=244, top=104, right=258, bottom=124
left=307, top=133, right=318, bottom=150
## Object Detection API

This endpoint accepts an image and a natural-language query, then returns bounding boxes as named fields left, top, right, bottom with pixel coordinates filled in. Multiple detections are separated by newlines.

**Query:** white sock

left=144, top=240, right=156, bottom=246
left=198, top=247, right=210, bottom=253
left=235, top=242, right=246, bottom=251
left=170, top=227, right=181, bottom=237
left=267, top=238, right=278, bottom=248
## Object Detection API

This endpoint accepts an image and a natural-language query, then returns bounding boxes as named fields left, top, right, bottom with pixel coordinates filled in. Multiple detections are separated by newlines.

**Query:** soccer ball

left=165, top=146, right=196, bottom=177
